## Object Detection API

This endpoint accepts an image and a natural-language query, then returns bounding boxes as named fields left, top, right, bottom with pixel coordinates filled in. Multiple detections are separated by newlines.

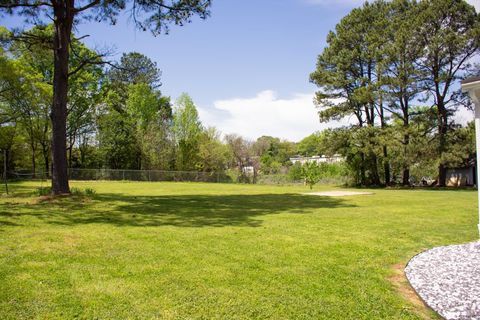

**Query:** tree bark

left=360, top=152, right=366, bottom=186
left=42, top=143, right=49, bottom=178
left=51, top=3, right=73, bottom=195
left=31, top=143, right=36, bottom=179
left=68, top=145, right=72, bottom=168
left=402, top=112, right=410, bottom=186
left=379, top=87, right=390, bottom=186
left=383, top=145, right=390, bottom=186
left=436, top=102, right=448, bottom=187
left=370, top=153, right=381, bottom=185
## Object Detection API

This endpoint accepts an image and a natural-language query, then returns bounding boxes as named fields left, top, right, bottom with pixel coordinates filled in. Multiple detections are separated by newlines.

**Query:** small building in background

left=446, top=160, right=476, bottom=187
left=290, top=154, right=344, bottom=165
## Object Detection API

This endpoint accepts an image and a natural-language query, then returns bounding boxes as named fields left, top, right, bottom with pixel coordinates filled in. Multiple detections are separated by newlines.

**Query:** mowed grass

left=0, top=181, right=477, bottom=319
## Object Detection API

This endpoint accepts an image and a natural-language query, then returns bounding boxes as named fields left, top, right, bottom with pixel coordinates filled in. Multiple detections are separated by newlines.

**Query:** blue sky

left=74, top=1, right=357, bottom=104
left=2, top=0, right=479, bottom=141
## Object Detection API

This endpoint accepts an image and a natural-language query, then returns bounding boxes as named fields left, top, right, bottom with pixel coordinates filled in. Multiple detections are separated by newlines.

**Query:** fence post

left=122, top=170, right=125, bottom=180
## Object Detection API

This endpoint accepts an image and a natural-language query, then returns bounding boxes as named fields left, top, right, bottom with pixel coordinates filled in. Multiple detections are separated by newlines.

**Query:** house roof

left=461, top=77, right=480, bottom=85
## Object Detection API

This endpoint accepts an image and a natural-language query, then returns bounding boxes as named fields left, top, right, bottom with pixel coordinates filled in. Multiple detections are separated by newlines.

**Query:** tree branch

left=0, top=1, right=52, bottom=8
left=74, top=0, right=99, bottom=13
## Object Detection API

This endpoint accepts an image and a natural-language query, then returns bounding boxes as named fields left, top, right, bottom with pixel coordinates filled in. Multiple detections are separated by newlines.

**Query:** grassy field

left=0, top=181, right=477, bottom=319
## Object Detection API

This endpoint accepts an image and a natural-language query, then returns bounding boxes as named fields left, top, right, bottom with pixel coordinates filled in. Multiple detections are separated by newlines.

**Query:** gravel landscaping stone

left=405, top=241, right=480, bottom=320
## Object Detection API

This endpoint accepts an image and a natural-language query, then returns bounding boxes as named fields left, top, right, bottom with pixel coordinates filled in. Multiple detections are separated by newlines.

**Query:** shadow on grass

left=2, top=192, right=355, bottom=228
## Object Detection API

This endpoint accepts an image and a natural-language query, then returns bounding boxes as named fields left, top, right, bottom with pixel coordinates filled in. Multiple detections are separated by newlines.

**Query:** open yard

left=0, top=181, right=477, bottom=319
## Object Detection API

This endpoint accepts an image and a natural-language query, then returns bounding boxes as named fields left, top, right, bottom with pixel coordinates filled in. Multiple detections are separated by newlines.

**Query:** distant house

left=446, top=161, right=476, bottom=187
left=242, top=166, right=255, bottom=175
left=289, top=154, right=344, bottom=165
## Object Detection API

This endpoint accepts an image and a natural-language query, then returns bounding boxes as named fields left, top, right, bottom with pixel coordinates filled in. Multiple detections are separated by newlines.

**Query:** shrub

left=301, top=162, right=322, bottom=189
left=35, top=186, right=52, bottom=196
left=85, top=188, right=96, bottom=196
left=70, top=187, right=83, bottom=196
left=288, top=163, right=303, bottom=181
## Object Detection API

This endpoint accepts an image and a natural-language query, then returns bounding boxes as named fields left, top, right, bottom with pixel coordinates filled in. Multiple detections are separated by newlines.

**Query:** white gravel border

left=303, top=191, right=374, bottom=197
left=405, top=241, right=480, bottom=320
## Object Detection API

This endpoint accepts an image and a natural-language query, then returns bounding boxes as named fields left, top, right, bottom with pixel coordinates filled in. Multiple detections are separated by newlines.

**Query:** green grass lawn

left=0, top=181, right=477, bottom=319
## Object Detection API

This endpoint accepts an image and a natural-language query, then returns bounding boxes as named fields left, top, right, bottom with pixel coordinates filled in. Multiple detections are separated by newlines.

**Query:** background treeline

left=1, top=0, right=479, bottom=186
left=310, top=0, right=479, bottom=186
left=0, top=25, right=343, bottom=183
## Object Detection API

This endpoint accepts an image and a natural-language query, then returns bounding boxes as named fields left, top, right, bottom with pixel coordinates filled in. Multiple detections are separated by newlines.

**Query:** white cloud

left=198, top=90, right=348, bottom=142
left=466, top=0, right=480, bottom=11
left=453, top=106, right=474, bottom=126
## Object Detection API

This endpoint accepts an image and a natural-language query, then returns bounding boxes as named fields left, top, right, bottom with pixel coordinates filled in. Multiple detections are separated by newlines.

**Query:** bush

left=85, top=188, right=96, bottom=196
left=288, top=163, right=303, bottom=181
left=256, top=174, right=292, bottom=185
left=301, top=162, right=322, bottom=189
left=35, top=186, right=52, bottom=196
left=70, top=187, right=83, bottom=196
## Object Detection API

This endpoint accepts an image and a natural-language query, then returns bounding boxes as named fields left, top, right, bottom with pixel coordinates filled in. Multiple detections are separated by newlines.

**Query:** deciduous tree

left=0, top=0, right=211, bottom=194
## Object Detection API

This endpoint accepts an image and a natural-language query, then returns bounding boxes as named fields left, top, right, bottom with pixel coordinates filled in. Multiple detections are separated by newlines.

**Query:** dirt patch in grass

left=389, top=263, right=439, bottom=320
left=34, top=194, right=92, bottom=205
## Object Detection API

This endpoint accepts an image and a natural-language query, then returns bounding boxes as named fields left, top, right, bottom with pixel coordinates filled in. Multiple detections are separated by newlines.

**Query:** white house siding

left=290, top=155, right=344, bottom=165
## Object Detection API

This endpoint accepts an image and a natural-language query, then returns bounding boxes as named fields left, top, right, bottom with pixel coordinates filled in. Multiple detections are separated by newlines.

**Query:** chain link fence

left=71, top=168, right=234, bottom=183
left=7, top=168, right=234, bottom=183
left=6, top=168, right=346, bottom=185
left=7, top=170, right=49, bottom=180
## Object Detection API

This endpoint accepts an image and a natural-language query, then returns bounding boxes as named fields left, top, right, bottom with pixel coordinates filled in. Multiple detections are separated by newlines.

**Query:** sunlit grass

left=0, top=180, right=477, bottom=319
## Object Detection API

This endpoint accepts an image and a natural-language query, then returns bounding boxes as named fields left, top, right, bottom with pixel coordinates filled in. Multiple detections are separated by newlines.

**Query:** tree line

left=0, top=31, right=313, bottom=182
left=1, top=0, right=479, bottom=188
left=310, top=0, right=479, bottom=186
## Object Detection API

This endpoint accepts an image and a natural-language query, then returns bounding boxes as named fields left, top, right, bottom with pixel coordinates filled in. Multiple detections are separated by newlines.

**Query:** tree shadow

left=5, top=193, right=355, bottom=228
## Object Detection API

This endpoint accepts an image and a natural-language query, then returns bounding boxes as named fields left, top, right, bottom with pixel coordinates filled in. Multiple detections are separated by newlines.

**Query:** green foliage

left=253, top=136, right=297, bottom=175
left=310, top=0, right=479, bottom=186
left=97, top=110, right=140, bottom=169
left=442, top=122, right=476, bottom=168
left=69, top=187, right=96, bottom=196
left=298, top=161, right=348, bottom=188
left=256, top=174, right=292, bottom=185
left=108, top=52, right=162, bottom=89
left=95, top=52, right=174, bottom=171
left=173, top=93, right=203, bottom=171
left=70, top=187, right=83, bottom=196
left=301, top=162, right=322, bottom=189
left=126, top=83, right=169, bottom=128
left=84, top=188, right=96, bottom=196
left=1, top=0, right=477, bottom=189
left=288, top=162, right=303, bottom=181
left=34, top=186, right=52, bottom=196
left=197, top=127, right=230, bottom=172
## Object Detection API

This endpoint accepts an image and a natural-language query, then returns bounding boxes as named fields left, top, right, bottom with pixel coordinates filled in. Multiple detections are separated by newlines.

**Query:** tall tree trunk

left=370, top=153, right=381, bottom=185
left=437, top=102, right=448, bottom=187
left=402, top=108, right=410, bottom=186
left=383, top=146, right=390, bottom=185
left=80, top=139, right=86, bottom=166
left=41, top=143, right=49, bottom=178
left=68, top=146, right=72, bottom=168
left=51, top=5, right=73, bottom=194
left=31, top=144, right=36, bottom=179
left=44, top=151, right=49, bottom=178
left=360, top=152, right=366, bottom=186
left=378, top=87, right=390, bottom=186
